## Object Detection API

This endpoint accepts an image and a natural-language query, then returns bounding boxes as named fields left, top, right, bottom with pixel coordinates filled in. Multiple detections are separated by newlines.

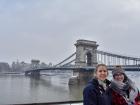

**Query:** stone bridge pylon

left=75, top=39, right=98, bottom=67
left=69, top=39, right=99, bottom=85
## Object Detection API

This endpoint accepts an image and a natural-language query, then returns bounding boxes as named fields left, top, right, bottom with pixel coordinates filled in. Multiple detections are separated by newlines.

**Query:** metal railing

left=13, top=100, right=83, bottom=105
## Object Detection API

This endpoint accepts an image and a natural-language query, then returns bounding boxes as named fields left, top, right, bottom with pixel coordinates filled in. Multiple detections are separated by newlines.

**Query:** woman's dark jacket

left=83, top=78, right=112, bottom=105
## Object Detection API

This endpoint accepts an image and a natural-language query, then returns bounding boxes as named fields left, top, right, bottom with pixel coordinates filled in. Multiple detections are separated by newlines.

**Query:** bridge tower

left=69, top=40, right=99, bottom=85
left=75, top=39, right=98, bottom=67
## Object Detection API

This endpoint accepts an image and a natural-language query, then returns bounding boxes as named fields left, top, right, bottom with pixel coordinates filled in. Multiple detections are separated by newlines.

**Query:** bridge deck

left=25, top=65, right=140, bottom=75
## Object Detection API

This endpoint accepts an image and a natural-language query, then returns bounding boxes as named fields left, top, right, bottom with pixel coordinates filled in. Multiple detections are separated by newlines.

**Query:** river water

left=0, top=70, right=140, bottom=105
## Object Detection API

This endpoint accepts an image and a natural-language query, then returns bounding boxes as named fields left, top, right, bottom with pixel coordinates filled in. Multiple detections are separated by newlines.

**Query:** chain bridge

left=25, top=39, right=140, bottom=81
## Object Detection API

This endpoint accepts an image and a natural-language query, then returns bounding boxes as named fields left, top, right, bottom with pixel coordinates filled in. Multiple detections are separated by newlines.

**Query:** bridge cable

left=54, top=52, right=76, bottom=67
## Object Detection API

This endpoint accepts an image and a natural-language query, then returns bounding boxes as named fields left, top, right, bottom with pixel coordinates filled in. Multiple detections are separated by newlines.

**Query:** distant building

left=11, top=61, right=30, bottom=72
left=10, top=59, right=49, bottom=72
left=40, top=62, right=48, bottom=68
left=0, top=62, right=11, bottom=72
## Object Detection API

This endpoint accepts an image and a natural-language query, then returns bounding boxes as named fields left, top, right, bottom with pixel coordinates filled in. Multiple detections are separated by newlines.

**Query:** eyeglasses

left=114, top=73, right=123, bottom=76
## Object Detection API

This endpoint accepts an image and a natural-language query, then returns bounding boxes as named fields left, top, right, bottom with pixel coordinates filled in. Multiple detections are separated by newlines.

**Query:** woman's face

left=95, top=66, right=108, bottom=81
left=114, top=73, right=124, bottom=82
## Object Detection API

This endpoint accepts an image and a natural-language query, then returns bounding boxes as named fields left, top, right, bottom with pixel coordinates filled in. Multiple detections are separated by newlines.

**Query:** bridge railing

left=14, top=100, right=83, bottom=105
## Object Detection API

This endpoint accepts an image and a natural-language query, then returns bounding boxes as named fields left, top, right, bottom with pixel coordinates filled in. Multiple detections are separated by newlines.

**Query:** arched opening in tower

left=86, top=52, right=92, bottom=66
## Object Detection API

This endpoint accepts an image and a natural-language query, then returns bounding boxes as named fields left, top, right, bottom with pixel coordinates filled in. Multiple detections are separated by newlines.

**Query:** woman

left=109, top=66, right=139, bottom=105
left=83, top=64, right=112, bottom=105
left=135, top=94, right=140, bottom=105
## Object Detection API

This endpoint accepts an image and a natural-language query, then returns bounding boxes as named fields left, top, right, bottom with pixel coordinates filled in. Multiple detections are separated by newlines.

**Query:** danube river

left=0, top=70, right=140, bottom=104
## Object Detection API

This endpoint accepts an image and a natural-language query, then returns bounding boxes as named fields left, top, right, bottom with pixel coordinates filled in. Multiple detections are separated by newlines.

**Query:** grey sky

left=0, top=0, right=140, bottom=65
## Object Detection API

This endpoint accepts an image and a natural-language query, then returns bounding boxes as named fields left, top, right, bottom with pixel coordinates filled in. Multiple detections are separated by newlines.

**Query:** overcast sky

left=0, top=0, right=140, bottom=65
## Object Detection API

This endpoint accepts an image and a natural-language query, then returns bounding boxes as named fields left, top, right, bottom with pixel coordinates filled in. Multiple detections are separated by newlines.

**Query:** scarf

left=110, top=79, right=130, bottom=97
left=110, top=78, right=138, bottom=104
left=98, top=79, right=107, bottom=90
